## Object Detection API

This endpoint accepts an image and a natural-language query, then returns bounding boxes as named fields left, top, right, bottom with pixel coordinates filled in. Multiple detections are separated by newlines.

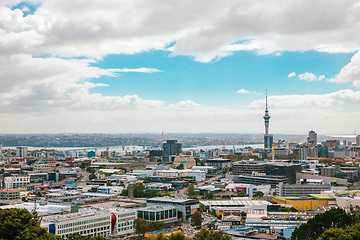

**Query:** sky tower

left=263, top=91, right=273, bottom=150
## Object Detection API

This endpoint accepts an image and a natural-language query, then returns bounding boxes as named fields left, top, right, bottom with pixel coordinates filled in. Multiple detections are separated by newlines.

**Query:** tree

left=187, top=184, right=196, bottom=197
left=168, top=232, right=189, bottom=240
left=0, top=208, right=61, bottom=240
left=193, top=228, right=232, bottom=240
left=148, top=221, right=165, bottom=231
left=224, top=154, right=239, bottom=162
left=134, top=217, right=149, bottom=235
left=89, top=173, right=97, bottom=180
left=67, top=233, right=106, bottom=240
left=319, top=223, right=360, bottom=240
left=191, top=211, right=202, bottom=228
left=221, top=195, right=231, bottom=199
left=176, top=164, right=184, bottom=170
left=237, top=191, right=247, bottom=197
left=291, top=208, right=358, bottom=240
left=279, top=207, right=298, bottom=212
left=204, top=192, right=214, bottom=200
left=253, top=191, right=264, bottom=198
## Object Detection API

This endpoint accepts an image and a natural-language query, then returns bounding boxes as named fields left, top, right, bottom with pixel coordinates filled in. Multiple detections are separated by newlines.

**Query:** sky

left=1, top=0, right=360, bottom=134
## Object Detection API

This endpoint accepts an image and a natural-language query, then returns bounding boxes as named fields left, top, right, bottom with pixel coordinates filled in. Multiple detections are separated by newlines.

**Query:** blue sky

left=1, top=1, right=360, bottom=134
left=90, top=50, right=355, bottom=108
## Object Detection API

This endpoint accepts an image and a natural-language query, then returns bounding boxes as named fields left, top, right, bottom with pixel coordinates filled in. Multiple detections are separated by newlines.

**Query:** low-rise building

left=146, top=197, right=199, bottom=221
left=272, top=196, right=330, bottom=211
left=0, top=189, right=20, bottom=201
left=41, top=208, right=111, bottom=239
left=146, top=183, right=172, bottom=192
left=4, top=175, right=30, bottom=189
left=137, top=205, right=178, bottom=226
left=173, top=156, right=196, bottom=169
left=111, top=208, right=136, bottom=236
left=206, top=158, right=232, bottom=169
left=277, top=182, right=331, bottom=197
left=225, top=183, right=271, bottom=197
left=200, top=199, right=271, bottom=217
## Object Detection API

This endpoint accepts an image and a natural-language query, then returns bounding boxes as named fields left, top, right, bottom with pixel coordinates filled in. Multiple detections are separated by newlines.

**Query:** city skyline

left=1, top=1, right=360, bottom=134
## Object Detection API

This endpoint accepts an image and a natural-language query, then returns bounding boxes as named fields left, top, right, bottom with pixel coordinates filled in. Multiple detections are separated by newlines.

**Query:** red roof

left=0, top=189, right=19, bottom=193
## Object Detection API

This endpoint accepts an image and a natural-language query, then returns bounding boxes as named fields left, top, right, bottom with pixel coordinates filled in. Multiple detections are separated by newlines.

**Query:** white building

left=191, top=166, right=216, bottom=173
left=225, top=183, right=272, bottom=197
left=153, top=169, right=206, bottom=182
left=41, top=208, right=111, bottom=239
left=4, top=175, right=30, bottom=189
left=111, top=208, right=136, bottom=236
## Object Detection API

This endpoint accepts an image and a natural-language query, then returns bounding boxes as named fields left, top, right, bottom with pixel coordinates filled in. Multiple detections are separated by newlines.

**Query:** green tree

left=89, top=173, right=97, bottom=180
left=237, top=191, right=247, bottom=197
left=221, top=195, right=231, bottom=199
left=193, top=228, right=232, bottom=240
left=291, top=208, right=358, bottom=240
left=148, top=221, right=165, bottom=231
left=253, top=191, right=264, bottom=198
left=224, top=154, right=239, bottom=162
left=168, top=232, right=189, bottom=240
left=67, top=233, right=106, bottom=240
left=176, top=164, right=184, bottom=170
left=0, top=208, right=61, bottom=240
left=187, top=184, right=196, bottom=197
left=134, top=217, right=149, bottom=235
left=191, top=211, right=203, bottom=228
left=319, top=223, right=360, bottom=240
left=279, top=207, right=298, bottom=212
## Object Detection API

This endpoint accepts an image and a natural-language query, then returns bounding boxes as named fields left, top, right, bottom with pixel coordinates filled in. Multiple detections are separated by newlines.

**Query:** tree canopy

left=191, top=211, right=202, bottom=228
left=291, top=208, right=358, bottom=240
left=0, top=208, right=60, bottom=240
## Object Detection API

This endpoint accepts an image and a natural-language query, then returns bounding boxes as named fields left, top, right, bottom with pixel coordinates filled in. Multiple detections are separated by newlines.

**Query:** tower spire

left=263, top=90, right=273, bottom=151
left=265, top=89, right=268, bottom=110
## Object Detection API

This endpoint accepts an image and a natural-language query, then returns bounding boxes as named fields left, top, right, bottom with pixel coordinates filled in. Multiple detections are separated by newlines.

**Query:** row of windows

left=138, top=209, right=176, bottom=221
left=118, top=212, right=136, bottom=218
left=118, top=226, right=133, bottom=232
left=118, top=217, right=135, bottom=222
left=118, top=220, right=133, bottom=227
left=58, top=225, right=110, bottom=235
left=58, top=221, right=110, bottom=233
left=61, top=230, right=109, bottom=239
left=58, top=216, right=110, bottom=229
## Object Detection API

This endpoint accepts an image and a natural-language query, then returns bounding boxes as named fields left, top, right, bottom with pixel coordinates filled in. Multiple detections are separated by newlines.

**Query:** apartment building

left=111, top=208, right=136, bottom=236
left=41, top=208, right=111, bottom=239
left=4, top=175, right=30, bottom=189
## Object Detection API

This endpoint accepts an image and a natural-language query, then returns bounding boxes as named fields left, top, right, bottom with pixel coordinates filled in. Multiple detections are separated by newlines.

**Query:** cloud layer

left=0, top=1, right=360, bottom=133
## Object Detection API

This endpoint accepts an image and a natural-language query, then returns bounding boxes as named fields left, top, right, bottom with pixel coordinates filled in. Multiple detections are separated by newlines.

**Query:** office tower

left=263, top=93, right=273, bottom=150
left=16, top=146, right=28, bottom=158
left=356, top=135, right=360, bottom=146
left=162, top=140, right=182, bottom=162
left=308, top=130, right=317, bottom=144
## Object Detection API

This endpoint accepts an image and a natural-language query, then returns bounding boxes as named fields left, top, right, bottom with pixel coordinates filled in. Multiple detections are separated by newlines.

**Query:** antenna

left=265, top=89, right=268, bottom=110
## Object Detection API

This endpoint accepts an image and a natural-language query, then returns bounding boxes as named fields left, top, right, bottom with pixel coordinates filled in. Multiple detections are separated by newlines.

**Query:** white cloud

left=0, top=1, right=359, bottom=133
left=288, top=72, right=296, bottom=78
left=1, top=0, right=360, bottom=62
left=298, top=72, right=317, bottom=81
left=237, top=89, right=257, bottom=94
left=248, top=89, right=360, bottom=109
left=330, top=52, right=360, bottom=87
left=298, top=72, right=325, bottom=81
left=318, top=75, right=325, bottom=80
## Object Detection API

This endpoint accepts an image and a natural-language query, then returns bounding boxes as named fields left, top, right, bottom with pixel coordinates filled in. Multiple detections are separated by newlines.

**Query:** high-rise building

left=356, top=135, right=360, bottom=146
left=16, top=146, right=28, bottom=158
left=263, top=93, right=273, bottom=150
left=307, top=130, right=317, bottom=144
left=162, top=140, right=182, bottom=162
